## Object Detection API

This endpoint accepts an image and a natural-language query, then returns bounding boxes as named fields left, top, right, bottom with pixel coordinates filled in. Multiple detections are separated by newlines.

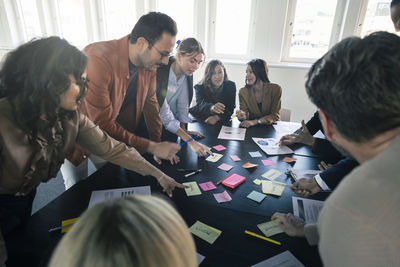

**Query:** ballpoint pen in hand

left=180, top=135, right=199, bottom=147
left=230, top=111, right=239, bottom=121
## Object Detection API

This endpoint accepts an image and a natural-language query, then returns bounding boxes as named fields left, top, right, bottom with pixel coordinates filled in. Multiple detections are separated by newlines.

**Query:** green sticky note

left=262, top=169, right=283, bottom=180
left=253, top=179, right=262, bottom=185
left=190, top=221, right=222, bottom=244
left=257, top=219, right=283, bottom=237
left=261, top=180, right=285, bottom=196
left=183, top=182, right=202, bottom=196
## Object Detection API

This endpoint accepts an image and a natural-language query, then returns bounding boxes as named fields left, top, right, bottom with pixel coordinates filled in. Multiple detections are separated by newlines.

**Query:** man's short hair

left=306, top=31, right=400, bottom=143
left=391, top=0, right=400, bottom=8
left=130, top=12, right=177, bottom=46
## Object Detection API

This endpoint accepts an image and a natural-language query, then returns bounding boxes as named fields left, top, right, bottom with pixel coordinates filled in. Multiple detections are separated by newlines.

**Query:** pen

left=229, top=111, right=239, bottom=121
left=244, top=230, right=281, bottom=245
left=177, top=168, right=197, bottom=172
left=48, top=222, right=75, bottom=233
left=184, top=169, right=202, bottom=178
left=180, top=135, right=198, bottom=147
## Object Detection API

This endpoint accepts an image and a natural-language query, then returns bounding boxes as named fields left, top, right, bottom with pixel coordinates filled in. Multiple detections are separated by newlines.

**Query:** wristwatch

left=257, top=119, right=262, bottom=124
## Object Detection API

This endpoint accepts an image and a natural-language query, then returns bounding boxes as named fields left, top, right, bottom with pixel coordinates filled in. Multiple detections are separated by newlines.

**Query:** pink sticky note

left=213, top=190, right=232, bottom=203
left=230, top=155, right=241, bottom=162
left=199, top=181, right=217, bottom=191
left=262, top=159, right=276, bottom=166
left=222, top=173, right=246, bottom=188
left=213, top=145, right=226, bottom=151
left=218, top=163, right=233, bottom=172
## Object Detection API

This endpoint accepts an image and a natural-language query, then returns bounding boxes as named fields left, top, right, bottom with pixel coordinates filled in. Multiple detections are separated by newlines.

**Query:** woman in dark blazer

left=189, top=60, right=236, bottom=125
left=237, top=59, right=282, bottom=127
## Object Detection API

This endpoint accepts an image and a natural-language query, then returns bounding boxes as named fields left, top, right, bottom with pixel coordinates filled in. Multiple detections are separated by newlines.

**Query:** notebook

left=222, top=173, right=246, bottom=189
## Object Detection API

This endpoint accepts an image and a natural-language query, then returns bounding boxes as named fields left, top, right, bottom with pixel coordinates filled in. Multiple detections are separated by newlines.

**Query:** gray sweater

left=305, top=135, right=400, bottom=266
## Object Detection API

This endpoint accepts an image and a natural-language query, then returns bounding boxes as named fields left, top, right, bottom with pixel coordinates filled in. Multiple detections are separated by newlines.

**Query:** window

left=103, top=0, right=136, bottom=40
left=214, top=0, right=252, bottom=55
left=284, top=0, right=338, bottom=61
left=156, top=0, right=194, bottom=43
left=360, top=0, right=398, bottom=36
left=57, top=0, right=88, bottom=47
left=18, top=0, right=42, bottom=40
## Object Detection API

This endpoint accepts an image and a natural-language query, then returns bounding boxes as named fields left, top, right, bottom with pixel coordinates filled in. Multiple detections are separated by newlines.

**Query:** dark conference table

left=6, top=119, right=327, bottom=267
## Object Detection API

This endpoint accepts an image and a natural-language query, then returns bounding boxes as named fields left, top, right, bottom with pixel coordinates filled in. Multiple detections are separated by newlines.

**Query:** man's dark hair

left=391, top=0, right=400, bottom=8
left=306, top=31, right=400, bottom=143
left=130, top=12, right=177, bottom=46
left=0, top=36, right=88, bottom=135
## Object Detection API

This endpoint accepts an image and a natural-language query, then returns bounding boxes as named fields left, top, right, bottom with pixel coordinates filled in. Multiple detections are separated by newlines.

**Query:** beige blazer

left=239, top=82, right=282, bottom=124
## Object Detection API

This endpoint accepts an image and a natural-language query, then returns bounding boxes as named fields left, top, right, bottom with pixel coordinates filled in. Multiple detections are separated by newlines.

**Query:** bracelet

left=157, top=174, right=166, bottom=184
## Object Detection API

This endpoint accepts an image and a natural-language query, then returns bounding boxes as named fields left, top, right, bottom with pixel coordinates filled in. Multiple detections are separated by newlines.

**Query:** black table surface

left=6, top=120, right=327, bottom=267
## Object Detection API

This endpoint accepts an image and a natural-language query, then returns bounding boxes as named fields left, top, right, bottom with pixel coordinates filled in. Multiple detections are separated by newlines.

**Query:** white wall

left=192, top=62, right=315, bottom=123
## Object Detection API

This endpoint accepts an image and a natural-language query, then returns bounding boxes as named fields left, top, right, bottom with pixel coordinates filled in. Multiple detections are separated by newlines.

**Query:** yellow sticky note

left=189, top=221, right=222, bottom=244
left=206, top=153, right=223, bottom=162
left=253, top=179, right=262, bottom=185
left=257, top=219, right=283, bottom=237
left=183, top=182, right=202, bottom=196
left=61, top=217, right=78, bottom=233
left=262, top=169, right=283, bottom=180
left=261, top=181, right=285, bottom=196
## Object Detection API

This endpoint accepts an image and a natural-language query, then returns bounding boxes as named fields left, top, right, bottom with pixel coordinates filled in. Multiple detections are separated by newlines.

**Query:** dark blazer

left=189, top=80, right=236, bottom=121
left=156, top=56, right=193, bottom=108
left=305, top=111, right=359, bottom=190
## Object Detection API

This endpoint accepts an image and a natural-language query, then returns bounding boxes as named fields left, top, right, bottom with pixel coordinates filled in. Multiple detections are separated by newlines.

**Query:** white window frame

left=207, top=0, right=257, bottom=60
left=281, top=0, right=347, bottom=63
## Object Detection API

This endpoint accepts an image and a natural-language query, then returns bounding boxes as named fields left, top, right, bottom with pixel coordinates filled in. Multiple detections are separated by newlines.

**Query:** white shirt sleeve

left=160, top=100, right=180, bottom=134
left=175, top=83, right=192, bottom=123
left=314, top=174, right=331, bottom=191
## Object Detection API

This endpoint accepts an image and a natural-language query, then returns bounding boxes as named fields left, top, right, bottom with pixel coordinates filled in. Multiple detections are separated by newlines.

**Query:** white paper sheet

left=218, top=126, right=246, bottom=140
left=88, top=186, right=151, bottom=207
left=289, top=169, right=321, bottom=181
left=292, top=196, right=324, bottom=224
left=251, top=250, right=305, bottom=267
left=197, top=253, right=205, bottom=264
left=273, top=121, right=301, bottom=137
left=252, top=137, right=294, bottom=155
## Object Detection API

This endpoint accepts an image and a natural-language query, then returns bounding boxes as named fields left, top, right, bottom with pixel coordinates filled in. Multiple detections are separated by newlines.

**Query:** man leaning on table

left=62, top=12, right=181, bottom=189
left=272, top=31, right=400, bottom=266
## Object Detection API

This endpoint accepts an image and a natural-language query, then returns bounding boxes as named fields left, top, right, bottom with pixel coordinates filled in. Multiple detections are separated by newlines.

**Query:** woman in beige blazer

left=237, top=59, right=281, bottom=127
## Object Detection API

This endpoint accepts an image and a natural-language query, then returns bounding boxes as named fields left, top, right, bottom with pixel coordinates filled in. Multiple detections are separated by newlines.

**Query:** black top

left=305, top=111, right=359, bottom=189
left=189, top=80, right=236, bottom=121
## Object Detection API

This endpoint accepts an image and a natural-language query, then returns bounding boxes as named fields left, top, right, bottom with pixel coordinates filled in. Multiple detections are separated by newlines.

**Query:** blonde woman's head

left=49, top=195, right=197, bottom=267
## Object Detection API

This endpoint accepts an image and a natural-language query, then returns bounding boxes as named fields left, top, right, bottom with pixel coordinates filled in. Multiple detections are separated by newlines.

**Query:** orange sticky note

left=242, top=162, right=258, bottom=169
left=283, top=157, right=297, bottom=163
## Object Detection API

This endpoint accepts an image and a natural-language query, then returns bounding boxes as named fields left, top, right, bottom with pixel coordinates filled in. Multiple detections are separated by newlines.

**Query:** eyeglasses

left=152, top=45, right=173, bottom=60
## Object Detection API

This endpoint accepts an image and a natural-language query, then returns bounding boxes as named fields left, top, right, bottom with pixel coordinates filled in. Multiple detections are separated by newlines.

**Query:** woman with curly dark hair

left=0, top=37, right=184, bottom=263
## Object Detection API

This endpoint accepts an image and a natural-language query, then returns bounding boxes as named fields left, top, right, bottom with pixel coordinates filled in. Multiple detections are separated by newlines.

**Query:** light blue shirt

left=165, top=68, right=192, bottom=124
left=160, top=100, right=180, bottom=134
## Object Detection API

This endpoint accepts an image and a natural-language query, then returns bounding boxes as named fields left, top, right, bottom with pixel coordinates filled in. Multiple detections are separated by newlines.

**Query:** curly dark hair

left=0, top=36, right=88, bottom=135
left=306, top=31, right=400, bottom=142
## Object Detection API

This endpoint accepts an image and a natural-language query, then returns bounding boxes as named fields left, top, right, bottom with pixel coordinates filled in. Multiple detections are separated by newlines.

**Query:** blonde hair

left=49, top=195, right=197, bottom=267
